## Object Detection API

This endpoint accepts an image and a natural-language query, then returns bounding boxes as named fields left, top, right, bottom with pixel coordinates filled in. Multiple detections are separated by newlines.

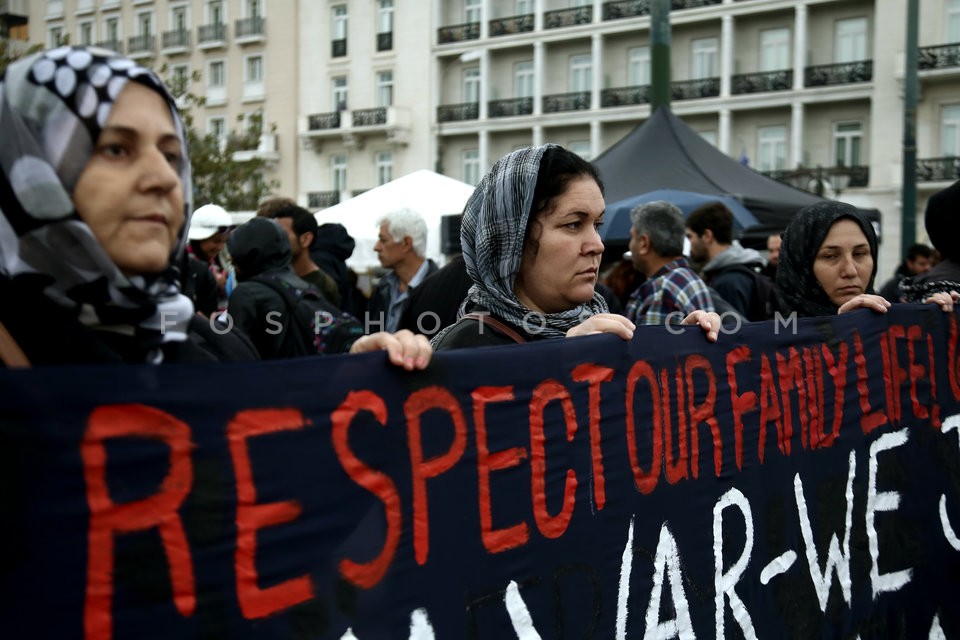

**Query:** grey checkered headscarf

left=0, top=46, right=194, bottom=362
left=432, top=144, right=608, bottom=344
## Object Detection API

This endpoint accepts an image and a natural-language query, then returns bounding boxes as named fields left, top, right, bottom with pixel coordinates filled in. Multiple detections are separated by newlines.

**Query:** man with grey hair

left=368, top=208, right=439, bottom=333
left=625, top=200, right=715, bottom=325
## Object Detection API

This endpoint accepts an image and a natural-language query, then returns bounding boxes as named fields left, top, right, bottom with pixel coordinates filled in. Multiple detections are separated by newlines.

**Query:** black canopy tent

left=591, top=106, right=880, bottom=248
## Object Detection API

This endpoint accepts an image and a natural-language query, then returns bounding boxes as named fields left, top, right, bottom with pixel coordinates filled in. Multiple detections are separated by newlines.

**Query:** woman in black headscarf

left=776, top=201, right=955, bottom=317
left=431, top=144, right=721, bottom=349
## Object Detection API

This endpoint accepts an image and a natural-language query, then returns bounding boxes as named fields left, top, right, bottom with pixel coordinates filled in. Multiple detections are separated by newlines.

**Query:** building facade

left=29, top=0, right=298, bottom=206
left=17, top=0, right=960, bottom=277
left=429, top=0, right=960, bottom=275
left=298, top=0, right=435, bottom=210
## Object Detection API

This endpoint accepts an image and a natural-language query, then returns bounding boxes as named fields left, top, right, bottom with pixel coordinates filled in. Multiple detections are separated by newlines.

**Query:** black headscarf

left=776, top=201, right=878, bottom=317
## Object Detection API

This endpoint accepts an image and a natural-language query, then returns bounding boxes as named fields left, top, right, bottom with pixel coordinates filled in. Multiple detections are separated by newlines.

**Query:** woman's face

left=514, top=175, right=605, bottom=314
left=72, top=82, right=184, bottom=275
left=812, top=218, right=874, bottom=307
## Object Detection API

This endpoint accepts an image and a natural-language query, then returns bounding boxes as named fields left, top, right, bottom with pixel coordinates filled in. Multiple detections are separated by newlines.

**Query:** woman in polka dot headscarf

left=0, top=46, right=256, bottom=365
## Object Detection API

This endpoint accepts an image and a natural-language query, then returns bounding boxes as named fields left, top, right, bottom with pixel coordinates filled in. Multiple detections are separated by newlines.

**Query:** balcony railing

left=197, top=23, right=227, bottom=45
left=235, top=16, right=265, bottom=39
left=438, top=22, right=480, bottom=44
left=544, top=6, right=592, bottom=29
left=600, top=84, right=650, bottom=107
left=488, top=97, right=533, bottom=118
left=917, top=157, right=960, bottom=182
left=308, top=191, right=340, bottom=209
left=331, top=38, right=347, bottom=57
left=731, top=69, right=792, bottom=95
left=161, top=29, right=190, bottom=50
left=127, top=34, right=155, bottom=55
left=437, top=102, right=479, bottom=123
left=919, top=43, right=960, bottom=71
left=672, top=77, right=720, bottom=100
left=671, top=0, right=721, bottom=8
left=804, top=60, right=872, bottom=87
left=95, top=39, right=123, bottom=53
left=308, top=112, right=341, bottom=131
left=377, top=31, right=392, bottom=51
left=543, top=91, right=591, bottom=113
left=352, top=107, right=387, bottom=127
left=762, top=165, right=869, bottom=192
left=489, top=14, right=535, bottom=37
left=603, top=0, right=650, bottom=20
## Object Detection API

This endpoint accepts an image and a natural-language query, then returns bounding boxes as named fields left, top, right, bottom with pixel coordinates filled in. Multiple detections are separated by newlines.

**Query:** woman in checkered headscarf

left=432, top=144, right=721, bottom=349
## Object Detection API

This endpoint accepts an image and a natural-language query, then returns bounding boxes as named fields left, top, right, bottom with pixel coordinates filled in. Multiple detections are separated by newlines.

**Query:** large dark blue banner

left=2, top=307, right=960, bottom=639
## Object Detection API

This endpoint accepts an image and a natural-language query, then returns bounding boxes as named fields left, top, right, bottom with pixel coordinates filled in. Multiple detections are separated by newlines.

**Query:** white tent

left=314, top=170, right=475, bottom=273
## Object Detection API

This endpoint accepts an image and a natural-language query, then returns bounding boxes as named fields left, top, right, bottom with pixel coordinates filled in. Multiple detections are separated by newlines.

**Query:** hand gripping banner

left=2, top=306, right=960, bottom=639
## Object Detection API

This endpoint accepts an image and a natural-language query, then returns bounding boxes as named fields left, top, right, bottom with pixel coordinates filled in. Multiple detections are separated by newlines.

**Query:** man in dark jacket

left=878, top=242, right=933, bottom=302
left=685, top=202, right=770, bottom=321
left=311, top=222, right=368, bottom=319
left=227, top=218, right=363, bottom=359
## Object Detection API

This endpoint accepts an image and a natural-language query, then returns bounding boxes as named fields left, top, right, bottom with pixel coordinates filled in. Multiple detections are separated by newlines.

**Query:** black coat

left=398, top=255, right=472, bottom=338
left=433, top=303, right=544, bottom=350
left=0, top=273, right=257, bottom=366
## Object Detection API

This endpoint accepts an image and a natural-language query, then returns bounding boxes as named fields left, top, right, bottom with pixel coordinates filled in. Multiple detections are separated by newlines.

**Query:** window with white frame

left=463, top=67, right=480, bottom=103
left=245, top=55, right=263, bottom=83
left=691, top=37, right=718, bottom=79
left=105, top=16, right=119, bottom=42
left=170, top=64, right=189, bottom=96
left=465, top=0, right=481, bottom=24
left=628, top=46, right=650, bottom=86
left=514, top=60, right=533, bottom=98
left=835, top=17, right=867, bottom=63
left=463, top=149, right=480, bottom=185
left=517, top=0, right=534, bottom=15
left=570, top=54, right=592, bottom=92
left=243, top=55, right=264, bottom=100
left=332, top=5, right=348, bottom=39
left=948, top=0, right=960, bottom=43
left=207, top=59, right=226, bottom=104
left=568, top=140, right=591, bottom=160
left=208, top=1, right=224, bottom=25
left=48, top=25, right=65, bottom=47
left=376, top=151, right=393, bottom=185
left=377, top=70, right=394, bottom=107
left=833, top=121, right=862, bottom=166
left=760, top=28, right=789, bottom=71
left=208, top=116, right=226, bottom=140
left=756, top=126, right=787, bottom=171
left=333, top=76, right=348, bottom=110
left=78, top=21, right=94, bottom=46
left=378, top=0, right=393, bottom=34
left=331, top=154, right=348, bottom=193
left=208, top=60, right=225, bottom=87
left=246, top=0, right=262, bottom=18
left=942, top=105, right=960, bottom=157
left=137, top=12, right=152, bottom=36
left=171, top=6, right=188, bottom=31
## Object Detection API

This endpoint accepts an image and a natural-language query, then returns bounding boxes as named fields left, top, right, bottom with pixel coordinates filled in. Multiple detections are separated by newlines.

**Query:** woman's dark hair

left=524, top=146, right=604, bottom=254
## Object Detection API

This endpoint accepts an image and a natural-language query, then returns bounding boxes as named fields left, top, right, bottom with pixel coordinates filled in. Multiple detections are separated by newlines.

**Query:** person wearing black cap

left=900, top=180, right=960, bottom=303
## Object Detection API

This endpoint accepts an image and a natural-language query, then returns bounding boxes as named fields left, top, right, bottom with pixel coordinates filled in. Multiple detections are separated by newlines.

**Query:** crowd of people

left=0, top=46, right=957, bottom=371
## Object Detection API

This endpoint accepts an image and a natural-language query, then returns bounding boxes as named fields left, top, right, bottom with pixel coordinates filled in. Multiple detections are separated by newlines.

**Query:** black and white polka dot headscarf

left=0, top=46, right=194, bottom=362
